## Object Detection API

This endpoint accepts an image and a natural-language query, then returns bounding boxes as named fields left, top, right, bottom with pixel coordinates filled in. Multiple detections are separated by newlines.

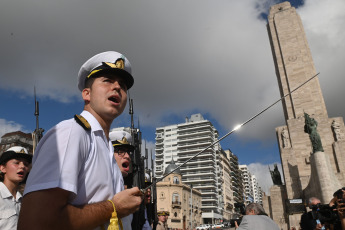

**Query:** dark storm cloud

left=0, top=0, right=344, bottom=145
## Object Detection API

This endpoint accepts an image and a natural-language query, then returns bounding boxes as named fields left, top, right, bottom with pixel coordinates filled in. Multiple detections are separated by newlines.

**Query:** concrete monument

left=266, top=1, right=345, bottom=228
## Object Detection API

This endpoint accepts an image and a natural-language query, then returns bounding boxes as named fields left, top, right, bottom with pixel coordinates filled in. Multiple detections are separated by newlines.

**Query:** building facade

left=239, top=165, right=254, bottom=205
left=156, top=161, right=202, bottom=229
left=155, top=114, right=223, bottom=223
left=219, top=149, right=233, bottom=221
left=251, top=175, right=263, bottom=205
left=225, top=149, right=243, bottom=205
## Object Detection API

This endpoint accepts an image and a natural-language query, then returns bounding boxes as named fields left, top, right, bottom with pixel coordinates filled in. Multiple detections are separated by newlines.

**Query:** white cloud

left=0, top=0, right=344, bottom=153
left=0, top=119, right=25, bottom=138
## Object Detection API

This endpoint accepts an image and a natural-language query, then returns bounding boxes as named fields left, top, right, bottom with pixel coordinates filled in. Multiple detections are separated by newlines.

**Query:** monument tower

left=267, top=1, right=345, bottom=228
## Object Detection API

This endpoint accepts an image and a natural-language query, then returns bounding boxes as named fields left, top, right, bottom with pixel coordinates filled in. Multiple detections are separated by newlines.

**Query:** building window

left=172, top=193, right=180, bottom=204
left=173, top=176, right=179, bottom=184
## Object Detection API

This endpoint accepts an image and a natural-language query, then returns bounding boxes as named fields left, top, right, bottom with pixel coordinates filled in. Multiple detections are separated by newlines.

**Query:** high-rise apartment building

left=251, top=175, right=263, bottom=205
left=240, top=165, right=254, bottom=205
left=225, top=150, right=243, bottom=204
left=155, top=114, right=222, bottom=223
left=219, top=149, right=233, bottom=221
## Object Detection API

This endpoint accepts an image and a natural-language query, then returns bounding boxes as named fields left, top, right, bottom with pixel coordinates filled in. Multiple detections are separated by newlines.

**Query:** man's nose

left=112, top=81, right=122, bottom=91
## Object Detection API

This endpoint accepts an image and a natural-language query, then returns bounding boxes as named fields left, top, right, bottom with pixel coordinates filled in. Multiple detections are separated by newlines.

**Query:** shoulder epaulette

left=74, top=114, right=91, bottom=130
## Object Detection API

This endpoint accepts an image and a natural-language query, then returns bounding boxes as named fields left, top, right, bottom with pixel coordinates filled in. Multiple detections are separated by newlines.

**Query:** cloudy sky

left=1, top=0, right=344, bottom=193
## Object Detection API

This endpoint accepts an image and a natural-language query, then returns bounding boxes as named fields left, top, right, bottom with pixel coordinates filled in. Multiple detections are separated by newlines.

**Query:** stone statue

left=332, top=120, right=343, bottom=141
left=304, top=113, right=324, bottom=153
left=281, top=128, right=290, bottom=148
left=269, top=164, right=283, bottom=185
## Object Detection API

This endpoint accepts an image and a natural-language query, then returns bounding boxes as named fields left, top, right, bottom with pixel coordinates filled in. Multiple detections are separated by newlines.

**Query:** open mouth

left=17, top=171, right=24, bottom=177
left=122, top=162, right=130, bottom=171
left=109, top=96, right=119, bottom=103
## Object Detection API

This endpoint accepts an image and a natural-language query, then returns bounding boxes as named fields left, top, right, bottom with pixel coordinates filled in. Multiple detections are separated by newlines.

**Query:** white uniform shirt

left=0, top=182, right=22, bottom=230
left=24, top=111, right=123, bottom=229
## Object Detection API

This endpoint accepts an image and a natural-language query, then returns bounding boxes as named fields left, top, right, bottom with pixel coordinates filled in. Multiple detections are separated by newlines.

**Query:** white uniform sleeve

left=24, top=119, right=90, bottom=197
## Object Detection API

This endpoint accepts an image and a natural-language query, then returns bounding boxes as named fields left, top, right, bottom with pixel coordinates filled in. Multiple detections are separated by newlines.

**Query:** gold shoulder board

left=74, top=114, right=91, bottom=130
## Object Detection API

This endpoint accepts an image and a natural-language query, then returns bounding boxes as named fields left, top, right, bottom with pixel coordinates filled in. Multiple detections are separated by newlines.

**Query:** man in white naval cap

left=110, top=130, right=136, bottom=230
left=19, top=51, right=142, bottom=230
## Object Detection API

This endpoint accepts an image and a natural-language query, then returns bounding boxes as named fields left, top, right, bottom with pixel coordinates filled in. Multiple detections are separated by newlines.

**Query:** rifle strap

left=104, top=200, right=123, bottom=230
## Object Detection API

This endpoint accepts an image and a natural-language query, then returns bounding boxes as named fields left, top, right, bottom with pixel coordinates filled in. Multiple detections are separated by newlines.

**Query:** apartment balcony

left=180, top=151, right=214, bottom=159
left=155, top=151, right=163, bottom=156
left=172, top=201, right=182, bottom=209
left=183, top=177, right=216, bottom=184
left=183, top=171, right=215, bottom=177
left=177, top=130, right=213, bottom=139
left=179, top=160, right=215, bottom=168
left=177, top=140, right=213, bottom=149
left=202, top=197, right=218, bottom=202
left=201, top=204, right=218, bottom=209
left=180, top=164, right=215, bottom=172
left=177, top=123, right=212, bottom=131
left=200, top=189, right=217, bottom=194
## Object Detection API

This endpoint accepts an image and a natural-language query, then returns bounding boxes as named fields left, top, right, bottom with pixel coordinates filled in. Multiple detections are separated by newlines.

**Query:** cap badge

left=87, top=58, right=125, bottom=79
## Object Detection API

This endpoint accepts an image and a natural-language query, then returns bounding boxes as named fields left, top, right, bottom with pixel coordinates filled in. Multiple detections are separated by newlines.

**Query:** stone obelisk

left=267, top=1, right=345, bottom=228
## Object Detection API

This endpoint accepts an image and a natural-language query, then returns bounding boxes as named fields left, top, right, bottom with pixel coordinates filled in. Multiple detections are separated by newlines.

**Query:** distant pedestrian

left=156, top=211, right=168, bottom=230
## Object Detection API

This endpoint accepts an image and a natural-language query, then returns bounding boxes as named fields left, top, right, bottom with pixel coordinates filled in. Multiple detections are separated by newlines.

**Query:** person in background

left=0, top=146, right=32, bottom=230
left=235, top=203, right=279, bottom=230
left=300, top=197, right=325, bottom=230
left=156, top=211, right=167, bottom=230
left=110, top=130, right=135, bottom=230
left=165, top=211, right=170, bottom=230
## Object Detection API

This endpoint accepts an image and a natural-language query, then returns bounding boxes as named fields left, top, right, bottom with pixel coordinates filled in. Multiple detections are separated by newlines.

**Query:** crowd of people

left=1, top=51, right=345, bottom=230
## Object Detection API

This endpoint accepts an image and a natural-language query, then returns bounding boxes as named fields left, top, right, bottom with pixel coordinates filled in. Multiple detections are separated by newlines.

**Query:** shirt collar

left=0, top=182, right=22, bottom=201
left=81, top=110, right=103, bottom=132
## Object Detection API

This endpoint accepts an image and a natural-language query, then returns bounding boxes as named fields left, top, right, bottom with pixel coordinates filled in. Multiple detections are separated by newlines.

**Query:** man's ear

left=0, top=165, right=6, bottom=174
left=82, top=88, right=91, bottom=102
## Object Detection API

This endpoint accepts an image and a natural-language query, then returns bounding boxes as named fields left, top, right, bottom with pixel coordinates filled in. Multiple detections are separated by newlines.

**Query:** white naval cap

left=78, top=51, right=134, bottom=91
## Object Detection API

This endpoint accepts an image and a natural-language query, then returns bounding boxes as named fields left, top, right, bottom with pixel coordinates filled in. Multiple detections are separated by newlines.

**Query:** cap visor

left=91, top=69, right=134, bottom=89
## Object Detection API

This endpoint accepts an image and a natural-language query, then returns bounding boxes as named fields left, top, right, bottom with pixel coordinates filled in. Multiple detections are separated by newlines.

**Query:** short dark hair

left=84, top=77, right=96, bottom=89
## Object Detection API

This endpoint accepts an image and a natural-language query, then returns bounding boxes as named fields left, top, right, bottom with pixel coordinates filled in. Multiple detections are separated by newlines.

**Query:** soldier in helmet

left=156, top=211, right=168, bottom=230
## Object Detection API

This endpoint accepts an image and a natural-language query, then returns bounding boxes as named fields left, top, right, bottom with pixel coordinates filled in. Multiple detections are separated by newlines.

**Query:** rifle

left=128, top=98, right=147, bottom=230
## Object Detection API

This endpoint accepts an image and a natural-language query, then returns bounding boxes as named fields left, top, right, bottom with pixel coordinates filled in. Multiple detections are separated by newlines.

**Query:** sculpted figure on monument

left=281, top=127, right=290, bottom=148
left=332, top=120, right=344, bottom=141
left=269, top=164, right=283, bottom=185
left=304, top=113, right=324, bottom=153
